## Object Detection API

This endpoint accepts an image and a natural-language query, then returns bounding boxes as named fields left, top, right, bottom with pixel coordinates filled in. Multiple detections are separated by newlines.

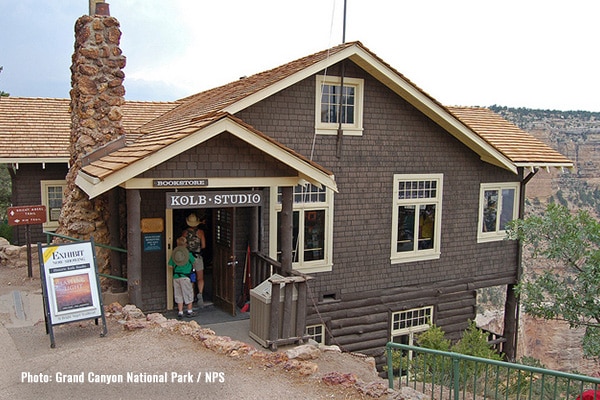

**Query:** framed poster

left=38, top=240, right=107, bottom=347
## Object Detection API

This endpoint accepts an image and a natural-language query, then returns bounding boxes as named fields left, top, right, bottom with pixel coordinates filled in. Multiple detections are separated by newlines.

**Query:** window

left=41, top=180, right=66, bottom=230
left=390, top=306, right=433, bottom=373
left=315, top=75, right=364, bottom=135
left=391, top=174, right=443, bottom=263
left=273, top=184, right=333, bottom=273
left=478, top=183, right=519, bottom=243
left=306, top=324, right=325, bottom=345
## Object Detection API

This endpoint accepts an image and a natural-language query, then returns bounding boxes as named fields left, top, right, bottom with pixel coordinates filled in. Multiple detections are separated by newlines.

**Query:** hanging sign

left=166, top=190, right=263, bottom=209
left=38, top=240, right=107, bottom=348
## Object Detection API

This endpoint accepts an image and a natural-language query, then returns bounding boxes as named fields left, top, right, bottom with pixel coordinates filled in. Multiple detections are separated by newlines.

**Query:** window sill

left=315, top=127, right=364, bottom=136
left=294, top=263, right=333, bottom=274
left=390, top=252, right=440, bottom=264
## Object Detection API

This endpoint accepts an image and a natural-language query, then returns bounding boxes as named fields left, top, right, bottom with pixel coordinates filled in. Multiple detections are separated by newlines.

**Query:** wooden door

left=213, top=208, right=236, bottom=315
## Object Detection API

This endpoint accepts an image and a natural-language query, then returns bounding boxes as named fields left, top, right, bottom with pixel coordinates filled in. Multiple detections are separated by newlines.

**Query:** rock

left=286, top=343, right=321, bottom=360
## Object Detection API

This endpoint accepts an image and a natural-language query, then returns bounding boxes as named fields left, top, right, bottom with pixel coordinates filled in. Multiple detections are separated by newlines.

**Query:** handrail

left=386, top=342, right=600, bottom=399
left=43, top=231, right=128, bottom=283
left=44, top=231, right=127, bottom=253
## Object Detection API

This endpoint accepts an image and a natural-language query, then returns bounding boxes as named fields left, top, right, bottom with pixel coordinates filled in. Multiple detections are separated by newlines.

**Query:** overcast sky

left=1, top=0, right=598, bottom=111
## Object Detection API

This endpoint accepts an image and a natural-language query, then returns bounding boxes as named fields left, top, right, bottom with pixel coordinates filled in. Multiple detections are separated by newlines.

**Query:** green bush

left=0, top=222, right=12, bottom=243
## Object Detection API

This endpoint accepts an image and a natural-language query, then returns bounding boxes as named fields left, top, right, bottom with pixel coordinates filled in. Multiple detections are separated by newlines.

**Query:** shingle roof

left=0, top=97, right=179, bottom=161
left=446, top=106, right=572, bottom=167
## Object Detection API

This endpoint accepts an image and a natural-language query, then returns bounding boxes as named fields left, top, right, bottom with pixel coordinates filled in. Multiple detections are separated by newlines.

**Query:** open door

left=213, top=208, right=236, bottom=315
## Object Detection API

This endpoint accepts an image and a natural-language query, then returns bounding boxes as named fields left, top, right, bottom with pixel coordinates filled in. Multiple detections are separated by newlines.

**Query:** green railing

left=44, top=231, right=127, bottom=282
left=386, top=342, right=600, bottom=400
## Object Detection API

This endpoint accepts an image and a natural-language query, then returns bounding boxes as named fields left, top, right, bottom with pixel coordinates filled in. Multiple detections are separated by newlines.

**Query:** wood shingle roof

left=0, top=97, right=179, bottom=162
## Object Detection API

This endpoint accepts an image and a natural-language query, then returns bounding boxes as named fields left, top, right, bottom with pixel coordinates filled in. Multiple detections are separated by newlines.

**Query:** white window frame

left=41, top=180, right=66, bottom=231
left=315, top=75, right=364, bottom=136
left=306, top=324, right=326, bottom=345
left=391, top=174, right=443, bottom=264
left=391, top=306, right=434, bottom=340
left=477, top=182, right=520, bottom=243
left=270, top=184, right=334, bottom=273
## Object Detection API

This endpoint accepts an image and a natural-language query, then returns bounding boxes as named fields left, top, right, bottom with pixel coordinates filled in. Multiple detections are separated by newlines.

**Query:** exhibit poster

left=39, top=241, right=103, bottom=325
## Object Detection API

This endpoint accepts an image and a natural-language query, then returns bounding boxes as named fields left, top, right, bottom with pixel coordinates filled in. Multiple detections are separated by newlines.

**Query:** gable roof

left=0, top=42, right=573, bottom=198
left=0, top=97, right=179, bottom=164
left=76, top=112, right=338, bottom=198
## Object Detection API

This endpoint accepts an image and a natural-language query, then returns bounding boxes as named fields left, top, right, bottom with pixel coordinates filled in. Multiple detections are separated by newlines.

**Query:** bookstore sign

left=166, top=190, right=263, bottom=209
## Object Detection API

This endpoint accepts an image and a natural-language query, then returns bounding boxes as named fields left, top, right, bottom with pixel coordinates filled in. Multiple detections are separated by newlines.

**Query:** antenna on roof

left=342, top=0, right=347, bottom=43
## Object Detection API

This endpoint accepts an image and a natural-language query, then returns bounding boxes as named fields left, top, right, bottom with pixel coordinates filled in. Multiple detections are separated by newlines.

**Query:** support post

left=280, top=186, right=293, bottom=275
left=109, top=189, right=124, bottom=291
left=127, top=189, right=142, bottom=308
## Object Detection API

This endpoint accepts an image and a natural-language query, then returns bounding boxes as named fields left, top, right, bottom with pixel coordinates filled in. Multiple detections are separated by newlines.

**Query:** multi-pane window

left=391, top=174, right=443, bottom=263
left=390, top=306, right=434, bottom=372
left=305, top=324, right=325, bottom=345
left=320, top=84, right=355, bottom=124
left=274, top=184, right=333, bottom=273
left=41, top=180, right=66, bottom=230
left=478, top=183, right=519, bottom=242
left=315, top=75, right=363, bottom=135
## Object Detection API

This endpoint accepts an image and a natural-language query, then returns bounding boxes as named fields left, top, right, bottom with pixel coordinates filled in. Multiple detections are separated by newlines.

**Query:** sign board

left=143, top=233, right=162, bottom=251
left=38, top=240, right=107, bottom=347
left=166, top=190, right=263, bottom=209
left=153, top=179, right=208, bottom=187
left=8, top=205, right=47, bottom=226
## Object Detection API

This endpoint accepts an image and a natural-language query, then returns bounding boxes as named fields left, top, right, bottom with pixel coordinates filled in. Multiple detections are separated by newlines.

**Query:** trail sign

left=8, top=205, right=47, bottom=226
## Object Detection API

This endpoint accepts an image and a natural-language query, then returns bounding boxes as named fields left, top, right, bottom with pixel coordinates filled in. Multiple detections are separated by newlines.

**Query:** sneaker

left=177, top=313, right=184, bottom=320
left=197, top=295, right=204, bottom=308
left=185, top=311, right=197, bottom=318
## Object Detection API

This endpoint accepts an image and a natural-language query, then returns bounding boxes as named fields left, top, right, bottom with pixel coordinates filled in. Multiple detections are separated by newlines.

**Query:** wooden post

left=280, top=186, right=293, bottom=275
left=295, top=279, right=308, bottom=340
left=269, top=281, right=281, bottom=345
left=127, top=189, right=142, bottom=307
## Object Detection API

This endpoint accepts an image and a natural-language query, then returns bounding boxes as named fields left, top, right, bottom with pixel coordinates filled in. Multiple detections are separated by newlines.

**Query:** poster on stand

left=38, top=240, right=107, bottom=347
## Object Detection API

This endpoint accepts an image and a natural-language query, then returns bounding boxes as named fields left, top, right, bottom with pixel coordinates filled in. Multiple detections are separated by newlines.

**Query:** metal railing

left=44, top=231, right=127, bottom=282
left=386, top=342, right=600, bottom=400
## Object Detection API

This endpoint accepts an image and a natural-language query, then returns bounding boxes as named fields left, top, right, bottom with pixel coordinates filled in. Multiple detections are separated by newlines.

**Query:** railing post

left=453, top=357, right=460, bottom=400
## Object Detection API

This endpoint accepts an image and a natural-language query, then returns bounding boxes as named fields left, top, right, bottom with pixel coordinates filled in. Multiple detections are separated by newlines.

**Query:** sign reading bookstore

left=38, top=240, right=107, bottom=348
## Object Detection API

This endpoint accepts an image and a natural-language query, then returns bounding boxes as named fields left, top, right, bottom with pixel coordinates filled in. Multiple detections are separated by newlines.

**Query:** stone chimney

left=56, top=2, right=126, bottom=279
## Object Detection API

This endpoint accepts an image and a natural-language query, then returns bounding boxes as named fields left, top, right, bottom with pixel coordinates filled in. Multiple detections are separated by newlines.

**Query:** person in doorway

left=168, top=237, right=196, bottom=319
left=181, top=212, right=207, bottom=307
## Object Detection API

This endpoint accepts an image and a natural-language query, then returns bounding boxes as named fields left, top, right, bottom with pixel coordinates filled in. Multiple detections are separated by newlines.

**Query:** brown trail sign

left=8, top=205, right=47, bottom=277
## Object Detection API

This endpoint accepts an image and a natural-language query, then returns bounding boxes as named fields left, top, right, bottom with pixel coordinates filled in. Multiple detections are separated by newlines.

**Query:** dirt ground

left=0, top=263, right=409, bottom=399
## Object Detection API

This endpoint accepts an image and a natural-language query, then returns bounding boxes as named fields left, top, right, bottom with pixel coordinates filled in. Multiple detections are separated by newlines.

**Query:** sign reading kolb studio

left=166, top=190, right=263, bottom=209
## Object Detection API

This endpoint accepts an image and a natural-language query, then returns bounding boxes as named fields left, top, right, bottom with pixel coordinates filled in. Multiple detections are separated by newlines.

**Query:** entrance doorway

left=171, top=208, right=238, bottom=316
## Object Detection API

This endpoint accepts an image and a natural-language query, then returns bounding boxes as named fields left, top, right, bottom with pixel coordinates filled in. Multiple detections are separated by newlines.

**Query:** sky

left=1, top=0, right=599, bottom=112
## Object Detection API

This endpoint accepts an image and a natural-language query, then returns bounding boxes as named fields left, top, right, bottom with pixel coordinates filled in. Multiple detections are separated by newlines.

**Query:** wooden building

left=0, top=41, right=572, bottom=366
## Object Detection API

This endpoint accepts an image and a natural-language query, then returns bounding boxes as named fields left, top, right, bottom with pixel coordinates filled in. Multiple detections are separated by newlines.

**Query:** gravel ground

left=0, top=263, right=405, bottom=400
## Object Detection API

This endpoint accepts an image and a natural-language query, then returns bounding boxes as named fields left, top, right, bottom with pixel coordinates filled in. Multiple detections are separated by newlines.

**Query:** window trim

left=477, top=182, right=520, bottom=243
left=315, top=75, right=364, bottom=136
left=270, top=184, right=334, bottom=273
left=40, top=180, right=66, bottom=231
left=390, top=174, right=443, bottom=264
left=390, top=306, right=434, bottom=338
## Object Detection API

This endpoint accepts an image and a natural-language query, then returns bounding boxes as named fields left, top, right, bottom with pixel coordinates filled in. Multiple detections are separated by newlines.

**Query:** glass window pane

left=483, top=189, right=498, bottom=232
left=397, top=206, right=415, bottom=252
left=304, top=210, right=325, bottom=261
left=499, top=188, right=515, bottom=230
left=418, top=204, right=435, bottom=250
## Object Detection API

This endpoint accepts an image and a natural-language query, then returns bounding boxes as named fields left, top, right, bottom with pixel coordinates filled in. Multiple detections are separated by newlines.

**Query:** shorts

left=173, top=277, right=194, bottom=305
left=193, top=255, right=204, bottom=271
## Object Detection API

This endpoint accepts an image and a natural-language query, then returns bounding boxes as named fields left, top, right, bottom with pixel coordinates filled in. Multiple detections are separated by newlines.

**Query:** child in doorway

left=168, top=236, right=197, bottom=319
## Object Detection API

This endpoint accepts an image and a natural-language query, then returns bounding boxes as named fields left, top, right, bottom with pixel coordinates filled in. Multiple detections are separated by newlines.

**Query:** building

left=0, top=12, right=572, bottom=367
